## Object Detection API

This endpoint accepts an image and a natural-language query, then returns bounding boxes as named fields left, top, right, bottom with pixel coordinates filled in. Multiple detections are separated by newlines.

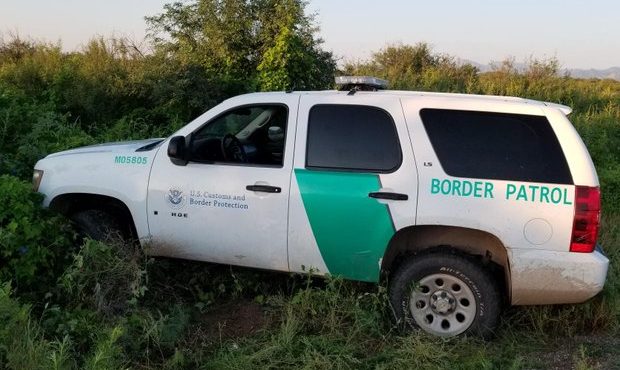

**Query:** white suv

left=33, top=77, right=609, bottom=337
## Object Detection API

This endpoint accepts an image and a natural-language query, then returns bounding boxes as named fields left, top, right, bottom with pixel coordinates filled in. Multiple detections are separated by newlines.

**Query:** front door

left=146, top=96, right=298, bottom=271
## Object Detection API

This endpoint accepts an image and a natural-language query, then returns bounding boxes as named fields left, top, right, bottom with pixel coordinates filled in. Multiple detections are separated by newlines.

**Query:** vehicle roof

left=236, top=90, right=572, bottom=115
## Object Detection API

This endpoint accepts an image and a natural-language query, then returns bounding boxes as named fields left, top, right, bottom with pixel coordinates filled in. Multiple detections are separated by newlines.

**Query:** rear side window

left=420, top=109, right=572, bottom=184
left=306, top=105, right=402, bottom=172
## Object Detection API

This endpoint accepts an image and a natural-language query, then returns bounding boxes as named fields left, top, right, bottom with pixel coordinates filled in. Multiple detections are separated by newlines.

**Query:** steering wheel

left=221, top=134, right=248, bottom=163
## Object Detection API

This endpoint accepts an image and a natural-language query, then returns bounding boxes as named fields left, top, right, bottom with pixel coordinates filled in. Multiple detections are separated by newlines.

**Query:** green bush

left=13, top=113, right=94, bottom=178
left=0, top=281, right=129, bottom=370
left=0, top=281, right=75, bottom=370
left=60, top=239, right=149, bottom=315
left=0, top=175, right=74, bottom=291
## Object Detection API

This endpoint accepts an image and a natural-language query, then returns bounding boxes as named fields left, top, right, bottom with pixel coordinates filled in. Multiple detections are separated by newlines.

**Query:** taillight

left=570, top=186, right=601, bottom=253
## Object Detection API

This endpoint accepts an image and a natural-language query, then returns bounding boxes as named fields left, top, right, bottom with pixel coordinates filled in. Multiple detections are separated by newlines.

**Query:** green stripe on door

left=295, top=169, right=395, bottom=282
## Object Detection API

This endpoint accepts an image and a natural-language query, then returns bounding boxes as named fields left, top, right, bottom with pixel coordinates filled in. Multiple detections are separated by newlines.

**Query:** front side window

left=420, top=108, right=573, bottom=184
left=306, top=104, right=402, bottom=172
left=189, top=105, right=288, bottom=166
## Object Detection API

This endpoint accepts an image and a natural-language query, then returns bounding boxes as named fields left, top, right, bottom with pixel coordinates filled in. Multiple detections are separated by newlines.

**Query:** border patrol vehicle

left=33, top=76, right=609, bottom=337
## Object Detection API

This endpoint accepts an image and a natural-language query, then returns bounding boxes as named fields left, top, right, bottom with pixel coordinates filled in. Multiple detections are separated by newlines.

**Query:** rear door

left=288, top=94, right=418, bottom=282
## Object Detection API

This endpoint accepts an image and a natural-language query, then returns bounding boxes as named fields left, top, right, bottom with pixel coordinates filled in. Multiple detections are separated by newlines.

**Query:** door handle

left=368, top=192, right=408, bottom=201
left=246, top=185, right=282, bottom=193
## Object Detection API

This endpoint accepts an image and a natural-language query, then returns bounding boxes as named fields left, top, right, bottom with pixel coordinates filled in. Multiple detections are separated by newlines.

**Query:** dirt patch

left=187, top=300, right=270, bottom=346
left=532, top=335, right=620, bottom=370
left=537, top=345, right=574, bottom=370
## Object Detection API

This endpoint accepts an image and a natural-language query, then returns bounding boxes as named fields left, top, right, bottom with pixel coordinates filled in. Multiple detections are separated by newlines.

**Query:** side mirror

left=167, top=136, right=188, bottom=166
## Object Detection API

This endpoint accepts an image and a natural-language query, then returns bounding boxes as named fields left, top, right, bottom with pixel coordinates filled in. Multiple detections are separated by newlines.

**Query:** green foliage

left=572, top=107, right=620, bottom=210
left=121, top=305, right=191, bottom=367
left=60, top=240, right=149, bottom=315
left=11, top=113, right=94, bottom=178
left=256, top=0, right=336, bottom=91
left=82, top=326, right=125, bottom=370
left=0, top=281, right=130, bottom=370
left=147, top=0, right=335, bottom=91
left=0, top=175, right=73, bottom=291
left=344, top=43, right=479, bottom=92
left=0, top=282, right=74, bottom=370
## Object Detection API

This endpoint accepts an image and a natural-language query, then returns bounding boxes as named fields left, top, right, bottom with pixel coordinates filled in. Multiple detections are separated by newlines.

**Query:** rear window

left=306, top=104, right=402, bottom=172
left=420, top=108, right=573, bottom=184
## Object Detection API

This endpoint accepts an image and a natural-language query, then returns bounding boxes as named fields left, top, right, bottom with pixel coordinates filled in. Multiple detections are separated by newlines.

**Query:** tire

left=389, top=250, right=501, bottom=338
left=71, top=209, right=125, bottom=244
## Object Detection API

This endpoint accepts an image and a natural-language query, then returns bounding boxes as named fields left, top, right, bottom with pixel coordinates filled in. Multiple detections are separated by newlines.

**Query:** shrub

left=0, top=281, right=74, bottom=370
left=60, top=239, right=149, bottom=315
left=12, top=112, right=94, bottom=178
left=1, top=281, right=129, bottom=370
left=0, top=175, right=74, bottom=291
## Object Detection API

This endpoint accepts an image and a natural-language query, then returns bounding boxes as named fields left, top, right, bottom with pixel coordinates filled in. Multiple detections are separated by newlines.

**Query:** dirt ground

left=529, top=335, right=619, bottom=369
left=190, top=300, right=270, bottom=346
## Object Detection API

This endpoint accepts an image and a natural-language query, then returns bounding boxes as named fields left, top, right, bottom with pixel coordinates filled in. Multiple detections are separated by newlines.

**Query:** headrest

left=268, top=126, right=284, bottom=142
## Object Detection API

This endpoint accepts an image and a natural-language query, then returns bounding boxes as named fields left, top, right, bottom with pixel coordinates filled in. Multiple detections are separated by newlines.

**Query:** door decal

left=295, top=169, right=395, bottom=282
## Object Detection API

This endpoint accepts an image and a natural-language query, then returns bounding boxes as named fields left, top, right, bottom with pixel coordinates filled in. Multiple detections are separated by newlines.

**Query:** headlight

left=33, top=169, right=44, bottom=192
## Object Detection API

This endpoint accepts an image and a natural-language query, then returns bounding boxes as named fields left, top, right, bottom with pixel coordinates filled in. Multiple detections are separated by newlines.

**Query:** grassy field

left=0, top=214, right=618, bottom=369
left=1, top=13, right=620, bottom=369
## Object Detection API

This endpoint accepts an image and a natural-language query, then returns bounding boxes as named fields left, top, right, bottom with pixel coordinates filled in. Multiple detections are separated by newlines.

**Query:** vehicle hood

left=45, top=138, right=164, bottom=158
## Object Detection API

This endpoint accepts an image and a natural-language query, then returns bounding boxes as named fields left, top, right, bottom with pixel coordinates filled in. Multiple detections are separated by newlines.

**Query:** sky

left=0, top=0, right=618, bottom=69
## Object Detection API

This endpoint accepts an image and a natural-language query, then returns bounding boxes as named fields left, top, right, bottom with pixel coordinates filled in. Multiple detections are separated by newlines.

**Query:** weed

left=60, top=239, right=149, bottom=315
left=82, top=326, right=125, bottom=370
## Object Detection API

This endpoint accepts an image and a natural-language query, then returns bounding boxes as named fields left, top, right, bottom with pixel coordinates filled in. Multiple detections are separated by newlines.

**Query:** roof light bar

left=335, top=76, right=388, bottom=91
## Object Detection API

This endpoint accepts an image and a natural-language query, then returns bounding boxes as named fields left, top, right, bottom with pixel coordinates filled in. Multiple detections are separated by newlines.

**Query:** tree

left=256, top=0, right=335, bottom=91
left=344, top=43, right=478, bottom=92
left=145, top=0, right=335, bottom=91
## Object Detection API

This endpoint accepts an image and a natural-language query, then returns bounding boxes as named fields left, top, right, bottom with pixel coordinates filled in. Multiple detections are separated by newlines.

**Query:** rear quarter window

left=420, top=108, right=573, bottom=184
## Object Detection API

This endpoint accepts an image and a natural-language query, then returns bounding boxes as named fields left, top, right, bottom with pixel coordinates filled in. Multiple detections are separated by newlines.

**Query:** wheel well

left=382, top=225, right=511, bottom=302
left=49, top=193, right=138, bottom=241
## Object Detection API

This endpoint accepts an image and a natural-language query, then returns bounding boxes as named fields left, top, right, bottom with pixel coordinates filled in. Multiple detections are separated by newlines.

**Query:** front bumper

left=509, top=245, right=609, bottom=305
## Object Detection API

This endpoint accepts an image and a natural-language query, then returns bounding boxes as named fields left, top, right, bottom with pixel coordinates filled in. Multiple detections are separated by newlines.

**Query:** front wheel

left=389, top=251, right=501, bottom=338
left=71, top=209, right=125, bottom=244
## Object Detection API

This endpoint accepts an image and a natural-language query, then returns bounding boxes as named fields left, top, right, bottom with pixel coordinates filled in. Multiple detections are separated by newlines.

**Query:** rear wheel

left=389, top=251, right=501, bottom=338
